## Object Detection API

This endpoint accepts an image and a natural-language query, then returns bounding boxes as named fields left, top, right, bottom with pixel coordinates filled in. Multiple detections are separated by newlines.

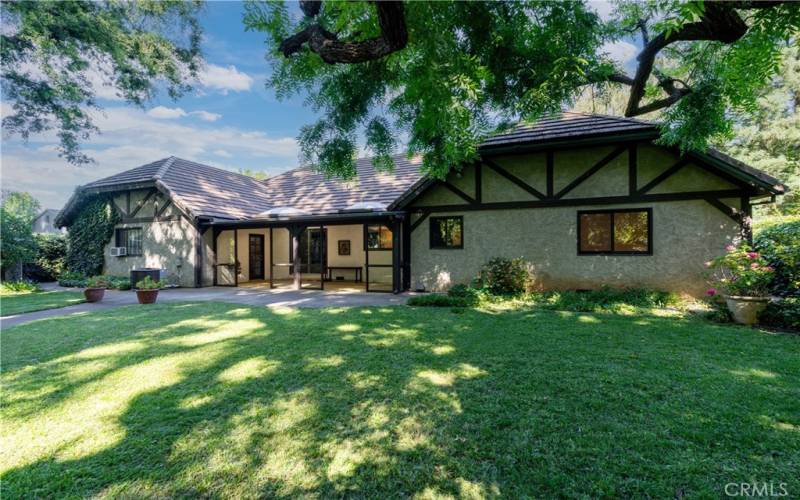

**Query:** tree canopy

left=0, top=192, right=40, bottom=274
left=245, top=0, right=800, bottom=179
left=1, top=0, right=203, bottom=164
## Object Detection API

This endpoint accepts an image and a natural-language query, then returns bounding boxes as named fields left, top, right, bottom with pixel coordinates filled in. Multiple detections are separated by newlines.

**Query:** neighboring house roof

left=56, top=113, right=786, bottom=227
left=34, top=208, right=61, bottom=222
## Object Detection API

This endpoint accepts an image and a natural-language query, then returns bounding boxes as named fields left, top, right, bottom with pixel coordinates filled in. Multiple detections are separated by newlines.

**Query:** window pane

left=580, top=213, right=612, bottom=252
left=430, top=217, right=463, bottom=248
left=367, top=225, right=392, bottom=249
left=614, top=211, right=648, bottom=252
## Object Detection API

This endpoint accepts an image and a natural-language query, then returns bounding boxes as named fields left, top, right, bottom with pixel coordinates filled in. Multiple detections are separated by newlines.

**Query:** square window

left=366, top=225, right=392, bottom=250
left=578, top=209, right=650, bottom=255
left=430, top=216, right=463, bottom=249
left=115, top=227, right=143, bottom=256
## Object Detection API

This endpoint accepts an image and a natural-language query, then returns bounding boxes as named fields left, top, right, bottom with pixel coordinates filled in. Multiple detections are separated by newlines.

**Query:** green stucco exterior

left=409, top=144, right=743, bottom=296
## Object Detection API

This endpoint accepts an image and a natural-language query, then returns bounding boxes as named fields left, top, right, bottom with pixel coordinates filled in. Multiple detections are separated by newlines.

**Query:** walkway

left=1, top=285, right=412, bottom=329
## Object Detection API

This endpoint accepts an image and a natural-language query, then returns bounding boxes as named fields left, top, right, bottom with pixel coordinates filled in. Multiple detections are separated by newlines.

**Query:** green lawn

left=0, top=290, right=85, bottom=316
left=1, top=303, right=798, bottom=498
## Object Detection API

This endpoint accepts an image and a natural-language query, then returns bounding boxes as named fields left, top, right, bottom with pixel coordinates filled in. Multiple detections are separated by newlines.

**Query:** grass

left=1, top=303, right=798, bottom=498
left=0, top=289, right=85, bottom=316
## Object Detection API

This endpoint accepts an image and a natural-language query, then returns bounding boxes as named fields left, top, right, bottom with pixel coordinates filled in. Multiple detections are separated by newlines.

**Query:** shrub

left=447, top=284, right=481, bottom=305
left=754, top=218, right=800, bottom=297
left=705, top=244, right=775, bottom=297
left=758, top=298, right=800, bottom=331
left=475, top=257, right=533, bottom=295
left=87, top=275, right=110, bottom=288
left=407, top=293, right=470, bottom=307
left=108, top=276, right=131, bottom=290
left=136, top=276, right=161, bottom=290
left=532, top=287, right=682, bottom=313
left=0, top=280, right=41, bottom=294
left=58, top=271, right=88, bottom=288
left=25, top=233, right=67, bottom=281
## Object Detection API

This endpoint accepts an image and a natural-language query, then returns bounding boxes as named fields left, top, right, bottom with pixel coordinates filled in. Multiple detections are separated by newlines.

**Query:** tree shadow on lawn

left=2, top=303, right=799, bottom=498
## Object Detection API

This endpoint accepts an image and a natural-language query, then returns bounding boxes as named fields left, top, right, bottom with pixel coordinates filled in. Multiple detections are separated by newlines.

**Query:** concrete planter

left=84, top=287, right=106, bottom=303
left=725, top=295, right=769, bottom=325
left=136, top=289, right=159, bottom=304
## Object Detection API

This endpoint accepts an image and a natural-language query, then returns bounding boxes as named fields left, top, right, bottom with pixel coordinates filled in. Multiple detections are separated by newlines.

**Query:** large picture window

left=366, top=225, right=392, bottom=250
left=115, top=227, right=143, bottom=256
left=430, top=216, right=463, bottom=249
left=578, top=209, right=651, bottom=255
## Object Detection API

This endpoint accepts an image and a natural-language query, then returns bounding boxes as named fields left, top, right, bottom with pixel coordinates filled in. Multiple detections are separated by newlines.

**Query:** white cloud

left=191, top=110, right=222, bottom=122
left=147, top=106, right=188, bottom=119
left=1, top=106, right=297, bottom=207
left=587, top=1, right=616, bottom=22
left=601, top=41, right=638, bottom=67
left=197, top=63, right=254, bottom=93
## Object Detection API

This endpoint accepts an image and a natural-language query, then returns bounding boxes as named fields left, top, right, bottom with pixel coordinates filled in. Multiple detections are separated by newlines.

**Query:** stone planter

left=725, top=295, right=769, bottom=325
left=84, top=287, right=105, bottom=303
left=136, top=289, right=159, bottom=304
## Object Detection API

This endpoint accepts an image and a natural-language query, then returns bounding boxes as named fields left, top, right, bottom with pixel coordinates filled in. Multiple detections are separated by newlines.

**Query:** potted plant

left=84, top=276, right=109, bottom=303
left=135, top=276, right=162, bottom=304
left=706, top=244, right=776, bottom=325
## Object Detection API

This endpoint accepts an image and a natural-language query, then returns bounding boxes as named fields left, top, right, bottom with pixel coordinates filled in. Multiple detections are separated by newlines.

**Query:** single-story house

left=33, top=208, right=67, bottom=234
left=56, top=113, right=786, bottom=295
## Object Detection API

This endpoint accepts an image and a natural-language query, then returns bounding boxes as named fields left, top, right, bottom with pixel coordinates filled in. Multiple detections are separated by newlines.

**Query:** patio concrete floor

left=1, top=284, right=412, bottom=329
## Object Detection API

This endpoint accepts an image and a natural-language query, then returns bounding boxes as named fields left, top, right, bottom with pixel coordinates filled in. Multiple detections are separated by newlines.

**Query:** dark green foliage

left=759, top=298, right=800, bottom=331
left=25, top=233, right=67, bottom=281
left=447, top=284, right=481, bottom=306
left=0, top=280, right=40, bottom=293
left=475, top=257, right=532, bottom=295
left=1, top=0, right=202, bottom=164
left=703, top=300, right=733, bottom=324
left=108, top=276, right=131, bottom=291
left=57, top=271, right=88, bottom=288
left=0, top=192, right=39, bottom=275
left=530, top=287, right=682, bottom=313
left=65, top=197, right=119, bottom=277
left=754, top=218, right=800, bottom=297
left=246, top=1, right=800, bottom=179
left=407, top=293, right=470, bottom=308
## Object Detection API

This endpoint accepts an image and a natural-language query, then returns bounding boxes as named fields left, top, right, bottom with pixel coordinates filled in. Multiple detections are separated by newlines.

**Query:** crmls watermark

left=724, top=482, right=789, bottom=497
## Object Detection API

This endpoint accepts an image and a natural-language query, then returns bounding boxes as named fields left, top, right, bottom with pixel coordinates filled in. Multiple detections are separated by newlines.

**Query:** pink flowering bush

left=706, top=244, right=775, bottom=297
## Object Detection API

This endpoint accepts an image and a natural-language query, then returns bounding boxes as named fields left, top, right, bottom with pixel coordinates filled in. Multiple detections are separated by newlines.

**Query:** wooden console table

left=326, top=266, right=363, bottom=282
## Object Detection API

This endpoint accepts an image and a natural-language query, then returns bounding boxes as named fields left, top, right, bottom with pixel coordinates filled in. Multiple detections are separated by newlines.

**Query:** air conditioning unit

left=110, top=247, right=127, bottom=257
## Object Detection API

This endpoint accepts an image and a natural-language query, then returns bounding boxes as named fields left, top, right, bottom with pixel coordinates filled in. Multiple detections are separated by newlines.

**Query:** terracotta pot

left=725, top=295, right=769, bottom=325
left=136, top=289, right=159, bottom=304
left=84, top=287, right=105, bottom=303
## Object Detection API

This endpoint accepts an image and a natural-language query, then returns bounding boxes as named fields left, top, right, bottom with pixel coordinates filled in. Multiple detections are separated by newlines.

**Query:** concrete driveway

left=1, top=285, right=412, bottom=329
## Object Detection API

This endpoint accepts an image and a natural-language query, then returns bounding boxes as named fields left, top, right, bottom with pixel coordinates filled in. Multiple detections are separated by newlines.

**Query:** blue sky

left=1, top=1, right=635, bottom=209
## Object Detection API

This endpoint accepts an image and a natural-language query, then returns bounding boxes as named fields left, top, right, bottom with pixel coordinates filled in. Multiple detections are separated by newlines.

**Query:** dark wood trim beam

left=636, top=157, right=689, bottom=195
left=194, top=231, right=203, bottom=288
left=704, top=198, right=741, bottom=223
left=129, top=189, right=156, bottom=218
left=392, top=218, right=402, bottom=294
left=546, top=152, right=554, bottom=198
left=155, top=199, right=172, bottom=218
left=410, top=211, right=430, bottom=233
left=212, top=227, right=220, bottom=286
left=484, top=158, right=546, bottom=200
left=555, top=146, right=627, bottom=199
left=741, top=196, right=753, bottom=243
left=234, top=228, right=239, bottom=287
left=416, top=188, right=747, bottom=213
left=439, top=180, right=476, bottom=205
left=125, top=191, right=131, bottom=216
left=628, top=144, right=637, bottom=195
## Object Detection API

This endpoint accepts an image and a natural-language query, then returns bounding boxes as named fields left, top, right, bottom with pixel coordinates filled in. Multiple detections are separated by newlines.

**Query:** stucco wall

left=104, top=215, right=198, bottom=288
left=409, top=144, right=743, bottom=296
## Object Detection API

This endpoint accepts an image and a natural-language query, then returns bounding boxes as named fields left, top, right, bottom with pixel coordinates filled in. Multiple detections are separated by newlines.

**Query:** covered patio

left=207, top=212, right=409, bottom=294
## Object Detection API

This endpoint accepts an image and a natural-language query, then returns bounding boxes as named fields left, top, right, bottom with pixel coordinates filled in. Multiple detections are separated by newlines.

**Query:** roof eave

left=477, top=129, right=660, bottom=156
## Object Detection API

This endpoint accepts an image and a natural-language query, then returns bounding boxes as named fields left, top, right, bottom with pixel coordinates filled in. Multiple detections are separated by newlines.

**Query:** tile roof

left=58, top=113, right=785, bottom=226
left=479, top=112, right=657, bottom=150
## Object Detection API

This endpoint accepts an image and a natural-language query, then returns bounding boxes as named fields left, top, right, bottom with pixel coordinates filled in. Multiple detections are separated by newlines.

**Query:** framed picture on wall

left=338, top=240, right=351, bottom=256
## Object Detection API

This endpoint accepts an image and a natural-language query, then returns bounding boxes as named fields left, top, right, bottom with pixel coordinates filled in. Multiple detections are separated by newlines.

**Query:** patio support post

left=402, top=216, right=411, bottom=291
left=291, top=224, right=302, bottom=290
left=363, top=223, right=370, bottom=292
left=392, top=217, right=402, bottom=294
left=269, top=227, right=274, bottom=289
left=234, top=228, right=239, bottom=287
left=320, top=224, right=325, bottom=290
left=212, top=227, right=220, bottom=286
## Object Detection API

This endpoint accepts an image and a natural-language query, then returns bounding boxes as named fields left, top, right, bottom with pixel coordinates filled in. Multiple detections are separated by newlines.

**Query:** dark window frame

left=429, top=216, right=464, bottom=250
left=115, top=227, right=143, bottom=256
left=365, top=224, right=393, bottom=251
left=577, top=208, right=652, bottom=256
